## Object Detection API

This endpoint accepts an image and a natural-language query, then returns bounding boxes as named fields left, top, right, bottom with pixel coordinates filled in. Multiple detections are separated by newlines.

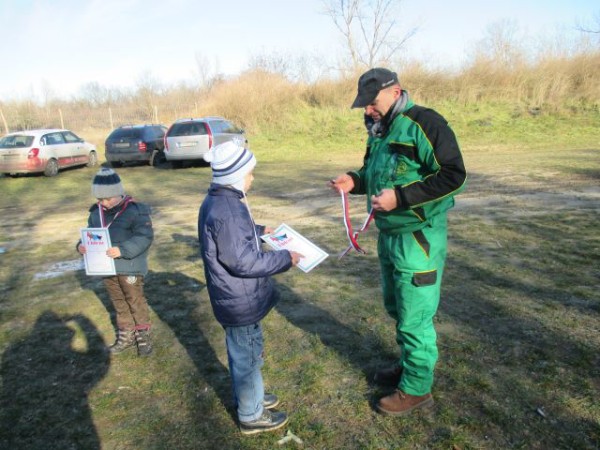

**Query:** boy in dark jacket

left=198, top=141, right=302, bottom=435
left=77, top=167, right=154, bottom=356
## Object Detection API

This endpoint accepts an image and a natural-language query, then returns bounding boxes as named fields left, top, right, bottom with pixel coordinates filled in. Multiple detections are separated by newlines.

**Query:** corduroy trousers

left=103, top=275, right=151, bottom=331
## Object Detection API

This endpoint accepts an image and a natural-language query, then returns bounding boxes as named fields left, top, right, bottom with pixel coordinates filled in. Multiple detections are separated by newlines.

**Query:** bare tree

left=575, top=11, right=600, bottom=34
left=194, top=52, right=222, bottom=90
left=322, top=0, right=417, bottom=69
left=247, top=50, right=335, bottom=83
left=78, top=82, right=114, bottom=107
left=471, top=19, right=526, bottom=69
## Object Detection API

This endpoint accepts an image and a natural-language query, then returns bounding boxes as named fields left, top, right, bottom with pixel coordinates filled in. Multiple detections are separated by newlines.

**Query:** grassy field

left=0, top=106, right=599, bottom=449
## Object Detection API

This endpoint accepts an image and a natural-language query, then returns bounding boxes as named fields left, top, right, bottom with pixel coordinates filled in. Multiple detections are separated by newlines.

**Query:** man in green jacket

left=330, top=68, right=467, bottom=415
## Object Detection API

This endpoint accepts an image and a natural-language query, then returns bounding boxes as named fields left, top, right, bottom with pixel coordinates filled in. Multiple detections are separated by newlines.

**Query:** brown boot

left=373, top=366, right=402, bottom=386
left=109, top=329, right=136, bottom=354
left=135, top=329, right=153, bottom=357
left=376, top=390, right=434, bottom=416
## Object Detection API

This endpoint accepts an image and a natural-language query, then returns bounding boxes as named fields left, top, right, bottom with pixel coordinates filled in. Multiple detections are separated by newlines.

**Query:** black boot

left=136, top=329, right=153, bottom=357
left=109, top=329, right=136, bottom=354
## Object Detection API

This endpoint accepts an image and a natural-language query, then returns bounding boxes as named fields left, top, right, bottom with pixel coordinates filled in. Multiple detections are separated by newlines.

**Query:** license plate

left=115, top=143, right=130, bottom=148
left=177, top=141, right=198, bottom=148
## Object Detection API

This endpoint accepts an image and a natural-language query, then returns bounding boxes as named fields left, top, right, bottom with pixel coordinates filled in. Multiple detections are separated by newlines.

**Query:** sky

left=0, top=0, right=597, bottom=101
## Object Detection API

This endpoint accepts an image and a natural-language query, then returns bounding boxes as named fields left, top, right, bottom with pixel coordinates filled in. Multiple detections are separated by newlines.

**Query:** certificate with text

left=261, top=223, right=328, bottom=273
left=80, top=228, right=116, bottom=276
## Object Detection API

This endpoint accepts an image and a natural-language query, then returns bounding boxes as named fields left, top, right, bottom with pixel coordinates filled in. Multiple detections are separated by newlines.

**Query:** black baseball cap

left=351, top=68, right=399, bottom=108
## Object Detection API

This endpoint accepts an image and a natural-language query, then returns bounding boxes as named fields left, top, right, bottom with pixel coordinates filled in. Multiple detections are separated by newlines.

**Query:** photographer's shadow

left=0, top=311, right=109, bottom=450
left=75, top=270, right=118, bottom=334
left=145, top=271, right=235, bottom=421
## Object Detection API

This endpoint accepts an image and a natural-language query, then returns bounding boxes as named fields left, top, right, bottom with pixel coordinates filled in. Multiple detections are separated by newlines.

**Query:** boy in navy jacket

left=198, top=141, right=301, bottom=435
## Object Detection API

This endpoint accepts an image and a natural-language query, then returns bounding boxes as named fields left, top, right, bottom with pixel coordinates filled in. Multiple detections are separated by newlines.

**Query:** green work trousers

left=378, top=214, right=447, bottom=396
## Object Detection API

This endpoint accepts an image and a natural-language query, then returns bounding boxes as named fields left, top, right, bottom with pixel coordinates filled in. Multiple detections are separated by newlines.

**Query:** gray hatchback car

left=163, top=117, right=248, bottom=167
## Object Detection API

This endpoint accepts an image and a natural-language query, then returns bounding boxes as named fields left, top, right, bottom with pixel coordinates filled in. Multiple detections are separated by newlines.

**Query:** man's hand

left=328, top=174, right=354, bottom=194
left=78, top=244, right=87, bottom=255
left=289, top=251, right=304, bottom=267
left=371, top=189, right=398, bottom=212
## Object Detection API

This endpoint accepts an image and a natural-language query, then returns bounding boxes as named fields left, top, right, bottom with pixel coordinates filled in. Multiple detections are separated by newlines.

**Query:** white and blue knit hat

left=204, top=140, right=256, bottom=191
left=91, top=167, right=125, bottom=198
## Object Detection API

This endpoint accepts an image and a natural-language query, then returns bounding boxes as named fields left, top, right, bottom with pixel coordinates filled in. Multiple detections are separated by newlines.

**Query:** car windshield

left=109, top=128, right=142, bottom=140
left=0, top=135, right=35, bottom=148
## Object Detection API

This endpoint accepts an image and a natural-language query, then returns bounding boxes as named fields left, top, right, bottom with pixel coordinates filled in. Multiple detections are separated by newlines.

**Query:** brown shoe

left=376, top=390, right=434, bottom=416
left=373, top=366, right=402, bottom=386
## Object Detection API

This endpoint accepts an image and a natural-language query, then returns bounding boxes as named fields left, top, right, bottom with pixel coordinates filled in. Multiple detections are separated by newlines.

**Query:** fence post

left=109, top=107, right=113, bottom=130
left=0, top=109, right=8, bottom=134
left=58, top=109, right=64, bottom=129
left=153, top=105, right=158, bottom=124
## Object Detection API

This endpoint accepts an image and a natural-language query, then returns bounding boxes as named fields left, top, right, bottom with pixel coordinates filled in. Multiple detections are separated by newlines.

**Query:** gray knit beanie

left=203, top=140, right=256, bottom=191
left=91, top=167, right=125, bottom=198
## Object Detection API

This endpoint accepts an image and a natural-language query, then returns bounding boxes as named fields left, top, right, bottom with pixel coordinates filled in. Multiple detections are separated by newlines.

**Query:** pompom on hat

left=91, top=166, right=125, bottom=198
left=204, top=139, right=256, bottom=191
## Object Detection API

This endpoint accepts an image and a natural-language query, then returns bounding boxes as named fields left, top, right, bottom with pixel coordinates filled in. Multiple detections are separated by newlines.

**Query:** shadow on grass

left=171, top=232, right=202, bottom=264
left=0, top=311, right=109, bottom=450
left=75, top=270, right=118, bottom=335
left=431, top=246, right=600, bottom=448
left=144, top=271, right=236, bottom=424
left=273, top=280, right=397, bottom=401
left=75, top=268, right=247, bottom=448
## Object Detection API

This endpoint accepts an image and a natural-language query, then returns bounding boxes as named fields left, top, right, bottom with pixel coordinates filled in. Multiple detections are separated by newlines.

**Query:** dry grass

left=1, top=50, right=599, bottom=138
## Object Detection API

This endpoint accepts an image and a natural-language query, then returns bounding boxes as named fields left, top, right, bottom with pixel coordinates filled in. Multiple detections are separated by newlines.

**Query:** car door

left=41, top=132, right=67, bottom=167
left=62, top=131, right=87, bottom=166
left=152, top=126, right=167, bottom=150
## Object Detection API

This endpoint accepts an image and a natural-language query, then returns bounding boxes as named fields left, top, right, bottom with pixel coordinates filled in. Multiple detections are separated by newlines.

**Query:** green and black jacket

left=349, top=93, right=467, bottom=234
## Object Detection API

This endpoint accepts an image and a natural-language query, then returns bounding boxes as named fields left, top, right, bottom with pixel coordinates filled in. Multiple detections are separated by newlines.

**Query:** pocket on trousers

left=412, top=270, right=437, bottom=287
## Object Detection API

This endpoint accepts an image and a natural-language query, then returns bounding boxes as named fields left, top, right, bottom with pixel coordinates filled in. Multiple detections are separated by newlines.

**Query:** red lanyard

left=339, top=190, right=375, bottom=259
left=98, top=196, right=133, bottom=228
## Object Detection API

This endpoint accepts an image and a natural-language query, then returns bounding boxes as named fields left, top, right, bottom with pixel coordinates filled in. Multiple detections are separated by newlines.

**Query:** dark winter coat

left=198, top=184, right=292, bottom=327
left=83, top=198, right=153, bottom=275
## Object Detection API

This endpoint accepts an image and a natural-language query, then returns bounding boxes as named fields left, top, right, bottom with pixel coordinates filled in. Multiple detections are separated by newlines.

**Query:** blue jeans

left=225, top=323, right=265, bottom=422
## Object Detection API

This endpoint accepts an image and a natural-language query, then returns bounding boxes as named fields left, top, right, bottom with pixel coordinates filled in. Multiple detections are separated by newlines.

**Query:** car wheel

left=86, top=151, right=98, bottom=167
left=44, top=159, right=59, bottom=177
left=150, top=150, right=166, bottom=167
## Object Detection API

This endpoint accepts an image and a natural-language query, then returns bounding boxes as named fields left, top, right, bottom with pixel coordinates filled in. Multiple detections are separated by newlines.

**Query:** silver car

left=163, top=117, right=248, bottom=168
left=0, top=129, right=98, bottom=177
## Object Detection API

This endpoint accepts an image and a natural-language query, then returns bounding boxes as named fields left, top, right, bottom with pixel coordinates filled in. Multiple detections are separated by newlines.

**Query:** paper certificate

left=80, top=228, right=116, bottom=276
left=261, top=223, right=328, bottom=273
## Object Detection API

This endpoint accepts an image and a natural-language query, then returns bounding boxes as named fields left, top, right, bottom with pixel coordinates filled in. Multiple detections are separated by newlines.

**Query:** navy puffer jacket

left=198, top=184, right=292, bottom=327
left=83, top=199, right=153, bottom=275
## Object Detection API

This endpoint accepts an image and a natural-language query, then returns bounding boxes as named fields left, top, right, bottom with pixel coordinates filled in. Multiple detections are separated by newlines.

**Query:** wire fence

left=0, top=104, right=207, bottom=136
left=0, top=102, right=221, bottom=150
